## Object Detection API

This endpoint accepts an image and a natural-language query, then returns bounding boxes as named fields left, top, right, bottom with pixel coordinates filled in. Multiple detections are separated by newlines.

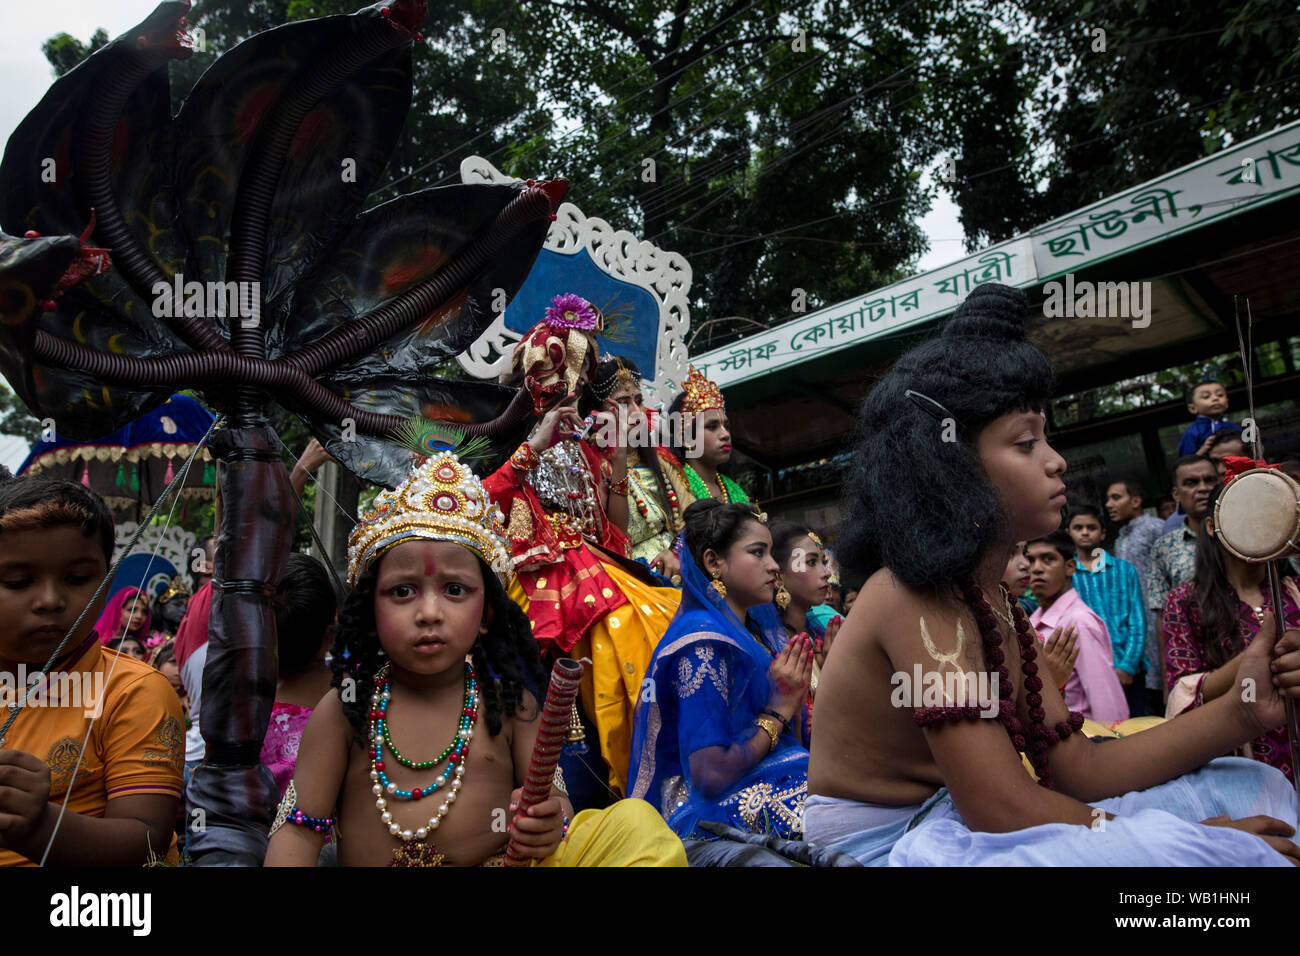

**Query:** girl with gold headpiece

left=482, top=295, right=681, bottom=804
left=669, top=366, right=751, bottom=505
left=581, top=356, right=695, bottom=580
left=264, top=447, right=685, bottom=867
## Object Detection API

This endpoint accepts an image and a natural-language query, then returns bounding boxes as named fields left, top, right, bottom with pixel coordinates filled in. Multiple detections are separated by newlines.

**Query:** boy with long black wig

left=807, top=283, right=1300, bottom=866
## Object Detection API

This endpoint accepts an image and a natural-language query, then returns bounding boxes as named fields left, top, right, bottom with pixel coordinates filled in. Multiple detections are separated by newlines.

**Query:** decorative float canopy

left=17, top=393, right=216, bottom=515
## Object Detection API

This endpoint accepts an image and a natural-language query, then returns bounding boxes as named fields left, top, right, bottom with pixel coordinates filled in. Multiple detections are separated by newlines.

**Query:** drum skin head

left=1214, top=469, right=1300, bottom=562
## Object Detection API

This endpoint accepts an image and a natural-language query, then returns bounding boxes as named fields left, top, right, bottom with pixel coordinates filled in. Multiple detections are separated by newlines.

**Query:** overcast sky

left=0, top=1, right=964, bottom=464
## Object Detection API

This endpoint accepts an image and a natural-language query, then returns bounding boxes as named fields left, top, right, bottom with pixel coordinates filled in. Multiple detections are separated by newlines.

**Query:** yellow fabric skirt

left=509, top=561, right=679, bottom=796
left=534, top=798, right=687, bottom=867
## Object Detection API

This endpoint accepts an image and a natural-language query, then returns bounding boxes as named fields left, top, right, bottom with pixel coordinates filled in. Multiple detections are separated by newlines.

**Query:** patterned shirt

left=1114, top=514, right=1166, bottom=589
left=1072, top=550, right=1146, bottom=675
left=1144, top=521, right=1198, bottom=613
left=1163, top=579, right=1300, bottom=779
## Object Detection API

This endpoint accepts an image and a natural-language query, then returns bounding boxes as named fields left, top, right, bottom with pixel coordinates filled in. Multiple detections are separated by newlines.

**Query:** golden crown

left=157, top=574, right=190, bottom=604
left=681, top=365, right=725, bottom=416
left=347, top=452, right=512, bottom=588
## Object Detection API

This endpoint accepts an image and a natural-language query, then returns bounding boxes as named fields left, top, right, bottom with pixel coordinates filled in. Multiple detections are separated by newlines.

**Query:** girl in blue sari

left=629, top=500, right=813, bottom=839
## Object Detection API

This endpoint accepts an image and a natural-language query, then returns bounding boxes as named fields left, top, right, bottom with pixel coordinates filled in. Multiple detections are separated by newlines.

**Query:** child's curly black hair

left=329, top=555, right=546, bottom=747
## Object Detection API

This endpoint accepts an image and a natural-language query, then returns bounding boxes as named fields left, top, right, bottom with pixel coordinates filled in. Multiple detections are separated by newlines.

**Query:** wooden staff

left=504, top=658, right=584, bottom=866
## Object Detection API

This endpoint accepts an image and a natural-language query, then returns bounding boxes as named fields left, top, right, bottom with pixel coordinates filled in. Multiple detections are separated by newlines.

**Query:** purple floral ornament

left=544, top=293, right=601, bottom=330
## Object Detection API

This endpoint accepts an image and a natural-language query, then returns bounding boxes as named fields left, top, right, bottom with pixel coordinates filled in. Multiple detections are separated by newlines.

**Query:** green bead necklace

left=380, top=667, right=475, bottom=770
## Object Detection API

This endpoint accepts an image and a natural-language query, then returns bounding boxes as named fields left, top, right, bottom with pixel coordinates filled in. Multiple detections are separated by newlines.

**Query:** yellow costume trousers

left=534, top=798, right=687, bottom=867
left=510, top=562, right=679, bottom=796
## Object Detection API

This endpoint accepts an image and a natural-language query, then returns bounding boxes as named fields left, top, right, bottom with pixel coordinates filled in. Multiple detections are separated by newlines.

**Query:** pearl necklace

left=368, top=662, right=479, bottom=844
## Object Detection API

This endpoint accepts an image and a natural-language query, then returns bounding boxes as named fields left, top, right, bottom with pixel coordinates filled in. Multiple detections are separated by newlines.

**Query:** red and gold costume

left=483, top=295, right=680, bottom=796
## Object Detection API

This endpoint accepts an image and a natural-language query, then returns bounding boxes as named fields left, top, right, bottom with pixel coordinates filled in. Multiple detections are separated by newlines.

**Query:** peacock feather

left=596, top=294, right=636, bottom=344
left=387, top=416, right=493, bottom=462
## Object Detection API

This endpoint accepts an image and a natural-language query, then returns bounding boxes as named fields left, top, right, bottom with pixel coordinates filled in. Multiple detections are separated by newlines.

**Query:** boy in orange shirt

left=0, top=476, right=183, bottom=866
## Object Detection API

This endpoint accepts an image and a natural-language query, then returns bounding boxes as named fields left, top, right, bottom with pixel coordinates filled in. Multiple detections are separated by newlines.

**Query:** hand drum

left=1213, top=468, right=1300, bottom=563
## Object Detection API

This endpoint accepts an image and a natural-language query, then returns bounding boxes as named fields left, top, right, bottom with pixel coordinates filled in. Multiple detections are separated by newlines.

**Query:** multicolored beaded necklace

left=912, top=578, right=1082, bottom=790
left=369, top=662, right=479, bottom=853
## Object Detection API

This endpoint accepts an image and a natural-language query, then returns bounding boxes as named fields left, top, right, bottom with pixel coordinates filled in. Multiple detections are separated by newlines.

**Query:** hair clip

left=904, top=389, right=957, bottom=424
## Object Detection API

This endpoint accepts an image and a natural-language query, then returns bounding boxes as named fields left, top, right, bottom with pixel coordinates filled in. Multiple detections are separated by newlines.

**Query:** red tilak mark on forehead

left=423, top=550, right=435, bottom=578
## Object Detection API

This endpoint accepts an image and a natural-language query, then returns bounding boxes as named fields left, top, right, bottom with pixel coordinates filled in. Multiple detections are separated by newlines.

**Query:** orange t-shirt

left=0, top=641, right=184, bottom=866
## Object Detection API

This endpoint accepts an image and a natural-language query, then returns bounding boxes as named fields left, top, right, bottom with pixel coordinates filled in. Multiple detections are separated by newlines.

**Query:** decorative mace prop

left=504, top=658, right=585, bottom=866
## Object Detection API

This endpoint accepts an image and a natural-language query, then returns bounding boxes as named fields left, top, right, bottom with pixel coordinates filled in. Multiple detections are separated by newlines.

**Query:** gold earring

left=709, top=570, right=727, bottom=599
left=774, top=581, right=791, bottom=610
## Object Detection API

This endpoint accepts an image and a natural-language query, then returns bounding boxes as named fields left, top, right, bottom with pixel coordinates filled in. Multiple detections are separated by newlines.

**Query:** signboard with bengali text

left=694, top=119, right=1300, bottom=389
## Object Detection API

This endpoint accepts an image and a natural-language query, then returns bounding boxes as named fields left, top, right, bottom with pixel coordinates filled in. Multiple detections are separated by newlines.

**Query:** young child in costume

left=0, top=476, right=184, bottom=866
left=807, top=282, right=1300, bottom=866
left=584, top=356, right=694, bottom=580
left=669, top=366, right=750, bottom=505
left=264, top=449, right=684, bottom=866
left=630, top=500, right=811, bottom=839
left=483, top=294, right=680, bottom=804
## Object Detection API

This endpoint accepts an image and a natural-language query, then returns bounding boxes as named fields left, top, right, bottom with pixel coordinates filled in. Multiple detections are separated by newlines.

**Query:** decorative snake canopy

left=0, top=0, right=564, bottom=487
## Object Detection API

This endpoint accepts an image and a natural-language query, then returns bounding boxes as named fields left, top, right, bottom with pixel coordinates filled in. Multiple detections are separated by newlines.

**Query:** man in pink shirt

left=1026, top=531, right=1129, bottom=723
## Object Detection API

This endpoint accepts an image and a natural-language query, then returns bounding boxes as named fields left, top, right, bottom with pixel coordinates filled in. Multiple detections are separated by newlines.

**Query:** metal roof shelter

left=691, top=119, right=1300, bottom=528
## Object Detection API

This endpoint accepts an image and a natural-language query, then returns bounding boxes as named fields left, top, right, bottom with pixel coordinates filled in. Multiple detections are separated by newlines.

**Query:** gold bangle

left=755, top=716, right=781, bottom=752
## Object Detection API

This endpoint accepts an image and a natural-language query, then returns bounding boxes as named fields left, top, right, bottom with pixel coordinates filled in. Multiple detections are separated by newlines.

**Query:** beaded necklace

left=628, top=466, right=677, bottom=531
left=369, top=662, right=479, bottom=848
left=683, top=464, right=748, bottom=504
left=912, top=579, right=1082, bottom=790
left=380, top=666, right=476, bottom=770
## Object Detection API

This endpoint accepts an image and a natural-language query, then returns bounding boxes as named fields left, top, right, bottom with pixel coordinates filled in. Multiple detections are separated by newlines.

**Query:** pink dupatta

left=92, top=587, right=149, bottom=646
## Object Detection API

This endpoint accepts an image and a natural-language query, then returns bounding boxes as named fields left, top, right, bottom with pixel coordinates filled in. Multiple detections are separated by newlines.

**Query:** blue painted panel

left=502, top=248, right=660, bottom=378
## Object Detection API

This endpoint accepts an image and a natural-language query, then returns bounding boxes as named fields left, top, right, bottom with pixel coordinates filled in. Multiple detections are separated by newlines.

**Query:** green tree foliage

left=1003, top=0, right=1300, bottom=221
left=41, top=1, right=1298, bottom=357
left=0, top=385, right=44, bottom=444
left=41, top=28, right=109, bottom=77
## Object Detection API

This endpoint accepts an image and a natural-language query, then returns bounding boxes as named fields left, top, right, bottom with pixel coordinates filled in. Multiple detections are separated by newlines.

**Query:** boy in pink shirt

left=1026, top=532, right=1129, bottom=723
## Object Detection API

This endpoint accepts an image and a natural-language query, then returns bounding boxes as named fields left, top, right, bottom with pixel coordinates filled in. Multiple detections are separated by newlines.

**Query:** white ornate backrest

left=457, top=156, right=691, bottom=410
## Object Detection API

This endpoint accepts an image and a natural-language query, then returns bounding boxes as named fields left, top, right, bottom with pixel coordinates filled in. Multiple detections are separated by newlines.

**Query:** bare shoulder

left=858, top=569, right=973, bottom=670
left=499, top=687, right=542, bottom=748
left=859, top=569, right=949, bottom=628
left=301, top=687, right=351, bottom=742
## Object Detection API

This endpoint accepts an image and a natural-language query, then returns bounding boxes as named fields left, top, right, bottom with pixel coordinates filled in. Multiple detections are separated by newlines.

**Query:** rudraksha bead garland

left=912, top=579, right=1083, bottom=790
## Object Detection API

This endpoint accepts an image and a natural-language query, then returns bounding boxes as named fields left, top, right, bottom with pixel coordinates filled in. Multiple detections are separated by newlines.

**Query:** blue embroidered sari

left=628, top=545, right=808, bottom=839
